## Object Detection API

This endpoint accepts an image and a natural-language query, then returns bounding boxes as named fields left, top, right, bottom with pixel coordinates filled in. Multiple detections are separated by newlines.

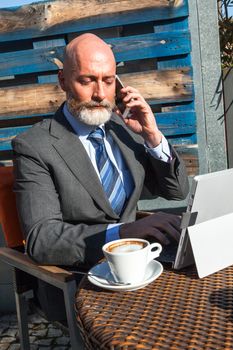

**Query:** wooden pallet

left=0, top=0, right=198, bottom=175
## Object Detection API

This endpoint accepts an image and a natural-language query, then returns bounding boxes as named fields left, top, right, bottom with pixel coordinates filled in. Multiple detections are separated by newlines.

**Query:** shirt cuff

left=105, top=224, right=122, bottom=243
left=145, top=135, right=172, bottom=163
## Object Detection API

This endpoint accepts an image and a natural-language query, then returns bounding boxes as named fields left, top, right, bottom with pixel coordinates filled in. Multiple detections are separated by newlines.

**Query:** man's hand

left=119, top=212, right=182, bottom=245
left=116, top=86, right=162, bottom=147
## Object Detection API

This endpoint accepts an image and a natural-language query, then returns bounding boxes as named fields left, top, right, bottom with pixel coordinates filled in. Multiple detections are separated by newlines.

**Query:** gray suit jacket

left=12, top=105, right=189, bottom=268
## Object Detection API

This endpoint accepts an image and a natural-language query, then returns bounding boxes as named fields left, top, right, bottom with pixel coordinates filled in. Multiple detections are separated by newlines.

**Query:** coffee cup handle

left=147, top=242, right=162, bottom=262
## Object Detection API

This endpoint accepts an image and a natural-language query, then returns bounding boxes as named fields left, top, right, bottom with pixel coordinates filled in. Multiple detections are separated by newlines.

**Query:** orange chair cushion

left=0, top=166, right=24, bottom=248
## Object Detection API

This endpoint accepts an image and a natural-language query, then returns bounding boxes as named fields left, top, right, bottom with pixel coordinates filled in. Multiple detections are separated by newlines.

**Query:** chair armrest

left=0, top=247, right=77, bottom=289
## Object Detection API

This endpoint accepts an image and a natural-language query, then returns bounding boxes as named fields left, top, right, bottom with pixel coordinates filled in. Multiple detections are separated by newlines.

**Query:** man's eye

left=79, top=79, right=92, bottom=85
left=105, top=80, right=114, bottom=85
left=81, top=81, right=91, bottom=85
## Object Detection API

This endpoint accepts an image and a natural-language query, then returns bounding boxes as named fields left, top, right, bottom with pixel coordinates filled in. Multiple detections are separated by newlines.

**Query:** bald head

left=63, top=33, right=116, bottom=75
left=58, top=33, right=117, bottom=126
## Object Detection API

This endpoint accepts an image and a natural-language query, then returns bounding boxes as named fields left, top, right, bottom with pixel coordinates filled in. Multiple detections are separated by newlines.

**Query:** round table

left=75, top=264, right=233, bottom=349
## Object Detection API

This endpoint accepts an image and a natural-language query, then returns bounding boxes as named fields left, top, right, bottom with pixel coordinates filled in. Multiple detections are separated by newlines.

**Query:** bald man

left=12, top=34, right=189, bottom=269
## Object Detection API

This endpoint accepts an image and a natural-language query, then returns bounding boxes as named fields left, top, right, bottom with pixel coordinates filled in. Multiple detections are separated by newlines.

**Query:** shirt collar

left=63, top=102, right=106, bottom=139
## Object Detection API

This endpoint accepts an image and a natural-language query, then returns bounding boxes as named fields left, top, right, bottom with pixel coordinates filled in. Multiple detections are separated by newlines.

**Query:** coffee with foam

left=103, top=238, right=162, bottom=284
left=107, top=240, right=146, bottom=254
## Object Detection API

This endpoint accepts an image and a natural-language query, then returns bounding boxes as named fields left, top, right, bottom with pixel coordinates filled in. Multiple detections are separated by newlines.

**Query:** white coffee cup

left=102, top=238, right=162, bottom=284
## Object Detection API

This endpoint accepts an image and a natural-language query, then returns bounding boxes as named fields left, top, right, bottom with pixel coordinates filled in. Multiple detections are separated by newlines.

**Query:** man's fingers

left=146, top=228, right=170, bottom=245
left=152, top=212, right=182, bottom=229
left=143, top=212, right=181, bottom=242
left=121, top=86, right=139, bottom=94
left=147, top=222, right=180, bottom=243
left=120, top=212, right=182, bottom=245
left=159, top=223, right=181, bottom=242
left=123, top=92, right=142, bottom=103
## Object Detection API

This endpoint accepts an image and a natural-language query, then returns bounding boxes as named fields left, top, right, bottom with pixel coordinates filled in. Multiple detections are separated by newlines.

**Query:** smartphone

left=115, top=75, right=131, bottom=119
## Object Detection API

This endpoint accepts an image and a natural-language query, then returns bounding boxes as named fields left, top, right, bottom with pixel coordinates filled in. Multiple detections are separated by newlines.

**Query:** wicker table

left=75, top=264, right=233, bottom=349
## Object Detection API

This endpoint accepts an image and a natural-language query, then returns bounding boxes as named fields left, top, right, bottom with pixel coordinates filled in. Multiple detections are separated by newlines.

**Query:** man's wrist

left=144, top=131, right=163, bottom=148
left=119, top=222, right=132, bottom=239
left=145, top=135, right=172, bottom=163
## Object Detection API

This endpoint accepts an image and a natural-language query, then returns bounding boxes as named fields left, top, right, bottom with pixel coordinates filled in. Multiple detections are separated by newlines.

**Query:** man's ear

left=58, top=70, right=67, bottom=91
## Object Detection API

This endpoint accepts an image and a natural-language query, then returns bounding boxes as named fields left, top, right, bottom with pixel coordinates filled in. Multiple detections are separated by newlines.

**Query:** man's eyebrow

left=76, top=74, right=94, bottom=78
left=104, top=75, right=116, bottom=79
left=77, top=74, right=116, bottom=80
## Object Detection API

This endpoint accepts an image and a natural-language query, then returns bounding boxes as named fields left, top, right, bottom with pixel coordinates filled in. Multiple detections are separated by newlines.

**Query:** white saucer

left=87, top=260, right=163, bottom=291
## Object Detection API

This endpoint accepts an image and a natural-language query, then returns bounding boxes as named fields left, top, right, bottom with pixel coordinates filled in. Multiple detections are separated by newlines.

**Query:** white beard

left=67, top=94, right=115, bottom=126
left=78, top=106, right=111, bottom=125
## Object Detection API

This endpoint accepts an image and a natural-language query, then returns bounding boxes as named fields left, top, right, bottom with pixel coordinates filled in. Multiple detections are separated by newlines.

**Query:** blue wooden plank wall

left=0, top=0, right=198, bottom=175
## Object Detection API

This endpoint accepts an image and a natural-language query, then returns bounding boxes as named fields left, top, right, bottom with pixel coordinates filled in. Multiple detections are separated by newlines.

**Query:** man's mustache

left=80, top=100, right=115, bottom=109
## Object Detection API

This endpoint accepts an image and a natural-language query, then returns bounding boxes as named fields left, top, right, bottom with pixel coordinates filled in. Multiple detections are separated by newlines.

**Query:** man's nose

left=93, top=81, right=106, bottom=101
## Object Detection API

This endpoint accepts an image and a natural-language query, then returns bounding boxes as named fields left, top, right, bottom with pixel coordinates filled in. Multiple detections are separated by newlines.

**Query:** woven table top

left=75, top=264, right=233, bottom=349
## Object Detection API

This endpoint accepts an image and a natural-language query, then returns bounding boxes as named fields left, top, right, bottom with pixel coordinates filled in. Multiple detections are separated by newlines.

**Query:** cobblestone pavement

left=0, top=311, right=84, bottom=349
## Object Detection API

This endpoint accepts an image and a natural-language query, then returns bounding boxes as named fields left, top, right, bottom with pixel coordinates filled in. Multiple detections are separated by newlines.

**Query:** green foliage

left=218, top=0, right=233, bottom=68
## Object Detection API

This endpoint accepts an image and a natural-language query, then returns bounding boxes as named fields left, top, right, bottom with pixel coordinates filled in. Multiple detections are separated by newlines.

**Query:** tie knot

left=88, top=127, right=104, bottom=144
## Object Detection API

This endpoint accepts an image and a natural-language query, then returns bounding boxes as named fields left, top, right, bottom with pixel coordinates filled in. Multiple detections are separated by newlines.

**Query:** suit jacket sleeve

left=141, top=145, right=189, bottom=200
left=13, top=137, right=107, bottom=269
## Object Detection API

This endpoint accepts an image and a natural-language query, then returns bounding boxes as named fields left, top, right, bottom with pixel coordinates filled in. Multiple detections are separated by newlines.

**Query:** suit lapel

left=50, top=109, right=119, bottom=219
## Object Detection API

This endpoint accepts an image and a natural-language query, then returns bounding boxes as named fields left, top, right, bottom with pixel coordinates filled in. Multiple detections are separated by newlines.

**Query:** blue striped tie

left=88, top=127, right=127, bottom=215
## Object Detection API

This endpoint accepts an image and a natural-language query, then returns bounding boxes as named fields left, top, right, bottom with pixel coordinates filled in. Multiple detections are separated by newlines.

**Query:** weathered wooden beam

left=0, top=137, right=198, bottom=176
left=0, top=110, right=196, bottom=151
left=169, top=134, right=196, bottom=145
left=181, top=153, right=199, bottom=176
left=111, top=31, right=191, bottom=62
left=0, top=127, right=198, bottom=174
left=0, top=69, right=192, bottom=117
left=0, top=110, right=196, bottom=129
left=0, top=126, right=29, bottom=151
left=0, top=148, right=198, bottom=176
left=0, top=0, right=188, bottom=41
left=0, top=113, right=51, bottom=122
left=175, top=145, right=198, bottom=176
left=120, top=69, right=192, bottom=101
left=156, top=111, right=196, bottom=136
left=0, top=130, right=196, bottom=151
left=0, top=31, right=191, bottom=77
